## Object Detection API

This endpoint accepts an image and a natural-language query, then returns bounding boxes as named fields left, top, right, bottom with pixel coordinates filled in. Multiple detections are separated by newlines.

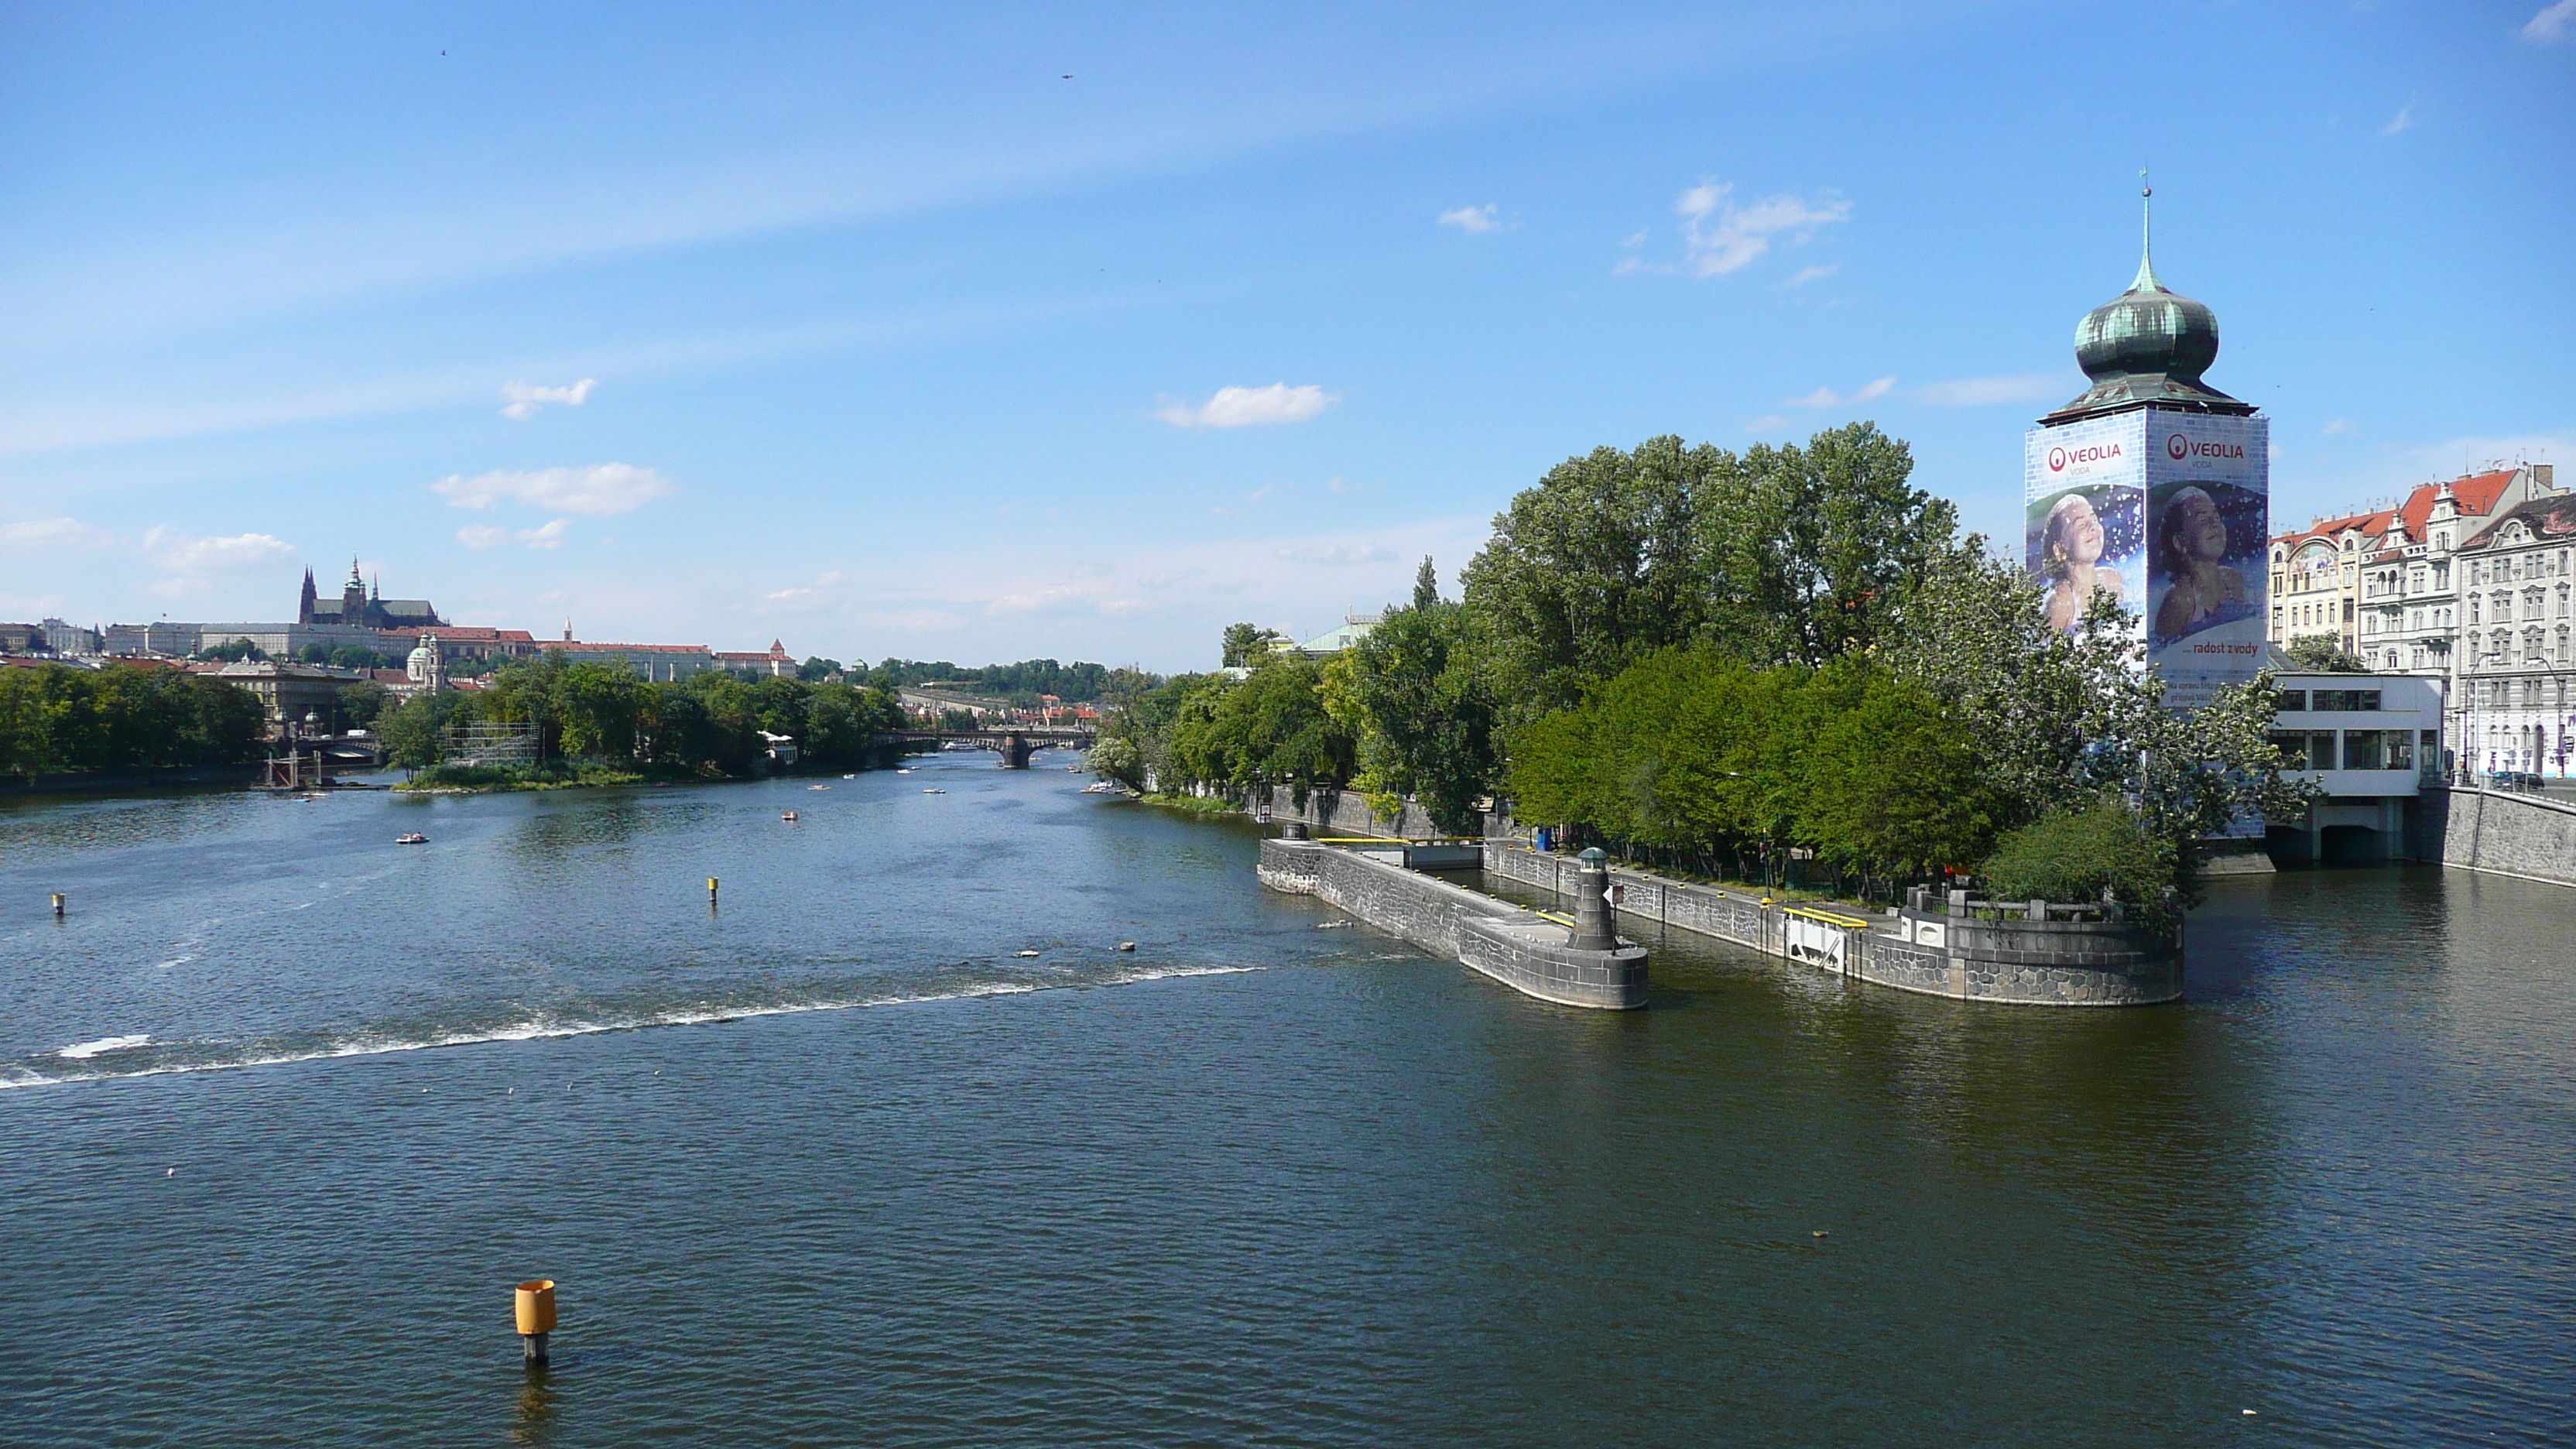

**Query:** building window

left=2341, top=731, right=2386, bottom=770
left=2311, top=689, right=2382, bottom=711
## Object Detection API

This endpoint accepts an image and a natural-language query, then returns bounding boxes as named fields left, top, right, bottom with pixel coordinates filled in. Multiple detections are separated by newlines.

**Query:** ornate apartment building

left=2289, top=461, right=2571, bottom=775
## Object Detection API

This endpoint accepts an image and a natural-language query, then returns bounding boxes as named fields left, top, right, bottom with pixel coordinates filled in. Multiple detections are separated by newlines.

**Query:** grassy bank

left=1139, top=792, right=1251, bottom=819
left=395, top=759, right=714, bottom=793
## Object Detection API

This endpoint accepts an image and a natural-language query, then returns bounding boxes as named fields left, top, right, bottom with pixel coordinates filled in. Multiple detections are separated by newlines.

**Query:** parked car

left=2489, top=770, right=2545, bottom=791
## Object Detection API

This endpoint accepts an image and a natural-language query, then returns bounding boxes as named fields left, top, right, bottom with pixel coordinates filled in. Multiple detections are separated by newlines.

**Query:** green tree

left=1341, top=567, right=1500, bottom=834
left=797, top=656, right=843, bottom=683
left=376, top=693, right=452, bottom=768
left=1459, top=434, right=1719, bottom=724
left=1220, top=623, right=1288, bottom=668
left=337, top=682, right=391, bottom=728
left=2284, top=634, right=2368, bottom=673
left=1979, top=801, right=2180, bottom=931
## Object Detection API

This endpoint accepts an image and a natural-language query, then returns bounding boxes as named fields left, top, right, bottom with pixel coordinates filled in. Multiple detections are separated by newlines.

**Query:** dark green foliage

left=1338, top=590, right=1498, bottom=834
left=1978, top=802, right=2180, bottom=931
left=1167, top=656, right=1354, bottom=805
left=1506, top=649, right=1995, bottom=891
left=797, top=656, right=842, bottom=682
left=337, top=682, right=391, bottom=728
left=1219, top=624, right=1288, bottom=669
left=198, top=639, right=265, bottom=663
left=2284, top=634, right=2368, bottom=673
left=378, top=654, right=909, bottom=779
left=855, top=657, right=1125, bottom=701
left=0, top=663, right=269, bottom=778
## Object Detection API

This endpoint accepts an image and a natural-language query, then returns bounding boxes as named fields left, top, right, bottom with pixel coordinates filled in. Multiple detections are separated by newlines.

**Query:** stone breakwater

left=1483, top=844, right=2181, bottom=1008
left=1258, top=838, right=1646, bottom=1009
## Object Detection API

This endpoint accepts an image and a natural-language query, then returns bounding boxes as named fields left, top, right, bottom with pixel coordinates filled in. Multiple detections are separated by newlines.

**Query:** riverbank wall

left=1258, top=838, right=1647, bottom=1009
left=0, top=764, right=261, bottom=797
left=1484, top=844, right=2181, bottom=1007
left=1252, top=786, right=1439, bottom=840
left=2414, top=786, right=2576, bottom=889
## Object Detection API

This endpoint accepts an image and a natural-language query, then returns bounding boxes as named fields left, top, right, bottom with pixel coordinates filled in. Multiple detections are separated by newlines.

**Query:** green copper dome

left=2043, top=195, right=2252, bottom=423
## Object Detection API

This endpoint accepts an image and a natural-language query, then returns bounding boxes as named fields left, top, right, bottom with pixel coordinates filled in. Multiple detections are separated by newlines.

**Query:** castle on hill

left=299, top=560, right=445, bottom=632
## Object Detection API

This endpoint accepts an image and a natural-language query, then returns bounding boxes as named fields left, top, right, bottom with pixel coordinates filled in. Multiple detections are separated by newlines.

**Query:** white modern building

left=2266, top=672, right=2444, bottom=863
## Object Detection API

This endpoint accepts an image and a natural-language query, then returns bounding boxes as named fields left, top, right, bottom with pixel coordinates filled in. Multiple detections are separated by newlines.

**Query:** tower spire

left=2132, top=165, right=2161, bottom=293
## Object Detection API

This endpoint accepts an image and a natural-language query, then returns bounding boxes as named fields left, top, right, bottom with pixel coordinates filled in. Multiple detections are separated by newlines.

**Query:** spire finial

left=2132, top=165, right=2161, bottom=293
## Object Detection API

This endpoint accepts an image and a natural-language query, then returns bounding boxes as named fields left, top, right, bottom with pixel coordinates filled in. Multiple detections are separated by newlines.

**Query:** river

left=3, top=753, right=2571, bottom=1445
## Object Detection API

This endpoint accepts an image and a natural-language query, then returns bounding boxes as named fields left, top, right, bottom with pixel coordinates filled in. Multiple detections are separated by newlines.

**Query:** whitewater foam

left=58, top=1034, right=152, bottom=1060
left=4, top=966, right=1262, bottom=1089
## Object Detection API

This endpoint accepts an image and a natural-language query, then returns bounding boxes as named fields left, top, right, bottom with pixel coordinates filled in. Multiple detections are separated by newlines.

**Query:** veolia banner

left=2144, top=413, right=2269, bottom=709
left=2024, top=413, right=2148, bottom=649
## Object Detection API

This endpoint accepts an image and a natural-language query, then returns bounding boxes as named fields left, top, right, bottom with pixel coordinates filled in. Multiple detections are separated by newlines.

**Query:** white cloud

left=1275, top=542, right=1392, bottom=564
left=456, top=524, right=512, bottom=549
left=1674, top=181, right=1850, bottom=277
left=2381, top=101, right=2416, bottom=137
left=0, top=517, right=112, bottom=549
left=1744, top=414, right=1792, bottom=433
left=1914, top=373, right=2073, bottom=406
left=1786, top=376, right=1894, bottom=409
left=1438, top=205, right=1499, bottom=233
left=1786, top=263, right=1840, bottom=287
left=2323, top=417, right=2356, bottom=437
left=516, top=519, right=570, bottom=549
left=432, top=462, right=675, bottom=516
left=499, top=378, right=598, bottom=420
left=141, top=527, right=296, bottom=572
left=1156, top=384, right=1341, bottom=430
left=2524, top=1, right=2576, bottom=42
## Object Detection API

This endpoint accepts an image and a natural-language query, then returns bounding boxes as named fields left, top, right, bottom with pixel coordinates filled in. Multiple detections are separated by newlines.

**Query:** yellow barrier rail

left=1786, top=905, right=1875, bottom=930
left=1310, top=837, right=1483, bottom=845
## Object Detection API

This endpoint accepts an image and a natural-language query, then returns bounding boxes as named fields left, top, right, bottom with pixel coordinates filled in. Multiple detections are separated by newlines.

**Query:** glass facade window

left=2342, top=731, right=2385, bottom=770
left=2383, top=732, right=2414, bottom=770
left=2311, top=689, right=2382, bottom=711
left=2278, top=690, right=2307, bottom=711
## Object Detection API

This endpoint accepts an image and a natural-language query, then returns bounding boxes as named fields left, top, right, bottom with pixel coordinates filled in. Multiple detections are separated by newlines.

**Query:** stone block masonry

left=2414, top=787, right=2576, bottom=890
left=1259, top=839, right=1646, bottom=1009
left=1485, top=844, right=2180, bottom=1007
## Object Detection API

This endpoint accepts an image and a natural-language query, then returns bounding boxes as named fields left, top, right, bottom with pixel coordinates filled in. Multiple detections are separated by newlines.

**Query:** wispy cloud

left=1156, top=384, right=1340, bottom=429
left=432, top=462, right=675, bottom=516
left=0, top=517, right=113, bottom=549
left=516, top=519, right=570, bottom=550
left=2381, top=100, right=2416, bottom=137
left=1786, top=263, right=1840, bottom=288
left=142, top=527, right=296, bottom=572
left=456, top=524, right=511, bottom=549
left=2524, top=1, right=2576, bottom=42
left=1914, top=373, right=2071, bottom=406
left=2323, top=417, right=2356, bottom=437
left=1275, top=542, right=1392, bottom=564
left=1672, top=181, right=1851, bottom=277
left=499, top=379, right=598, bottom=420
left=1744, top=414, right=1792, bottom=433
left=1438, top=205, right=1500, bottom=234
left=1787, top=376, right=1894, bottom=409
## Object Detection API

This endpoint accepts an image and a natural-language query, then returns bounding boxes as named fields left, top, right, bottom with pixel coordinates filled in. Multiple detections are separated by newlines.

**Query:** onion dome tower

left=2043, top=181, right=2255, bottom=425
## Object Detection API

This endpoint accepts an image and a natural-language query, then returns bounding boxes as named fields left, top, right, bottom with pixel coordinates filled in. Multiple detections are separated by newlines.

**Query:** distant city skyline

left=3, top=2, right=2570, bottom=670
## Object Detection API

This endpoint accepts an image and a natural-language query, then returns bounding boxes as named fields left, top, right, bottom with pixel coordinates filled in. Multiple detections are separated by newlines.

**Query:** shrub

left=1977, top=800, right=2177, bottom=930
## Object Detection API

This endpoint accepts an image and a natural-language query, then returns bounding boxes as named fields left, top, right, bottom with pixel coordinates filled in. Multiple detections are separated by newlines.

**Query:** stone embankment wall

left=1485, top=844, right=2180, bottom=1007
left=1255, top=786, right=1440, bottom=841
left=2414, top=787, right=2576, bottom=890
left=1258, top=838, right=1646, bottom=1009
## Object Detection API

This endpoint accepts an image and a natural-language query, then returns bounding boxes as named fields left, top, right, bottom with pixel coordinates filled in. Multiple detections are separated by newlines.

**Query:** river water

left=3, top=753, right=2571, bottom=1446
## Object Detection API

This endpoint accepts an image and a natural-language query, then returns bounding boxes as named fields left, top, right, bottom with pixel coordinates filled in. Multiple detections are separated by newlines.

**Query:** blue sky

left=4, top=1, right=2571, bottom=670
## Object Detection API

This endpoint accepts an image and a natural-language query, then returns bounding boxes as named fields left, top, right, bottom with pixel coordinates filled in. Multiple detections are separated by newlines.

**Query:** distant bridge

left=878, top=722, right=1097, bottom=769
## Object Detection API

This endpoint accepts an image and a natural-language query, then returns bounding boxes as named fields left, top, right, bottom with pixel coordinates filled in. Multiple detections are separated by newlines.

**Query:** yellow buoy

left=516, top=1279, right=557, bottom=1335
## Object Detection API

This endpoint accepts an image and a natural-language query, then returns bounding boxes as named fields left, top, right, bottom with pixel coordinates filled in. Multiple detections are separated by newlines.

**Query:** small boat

left=841, top=772, right=857, bottom=779
left=783, top=810, right=800, bottom=820
left=923, top=788, right=945, bottom=795
left=1015, top=949, right=1041, bottom=958
left=1081, top=781, right=1118, bottom=794
left=809, top=784, right=830, bottom=790
left=395, top=832, right=428, bottom=845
